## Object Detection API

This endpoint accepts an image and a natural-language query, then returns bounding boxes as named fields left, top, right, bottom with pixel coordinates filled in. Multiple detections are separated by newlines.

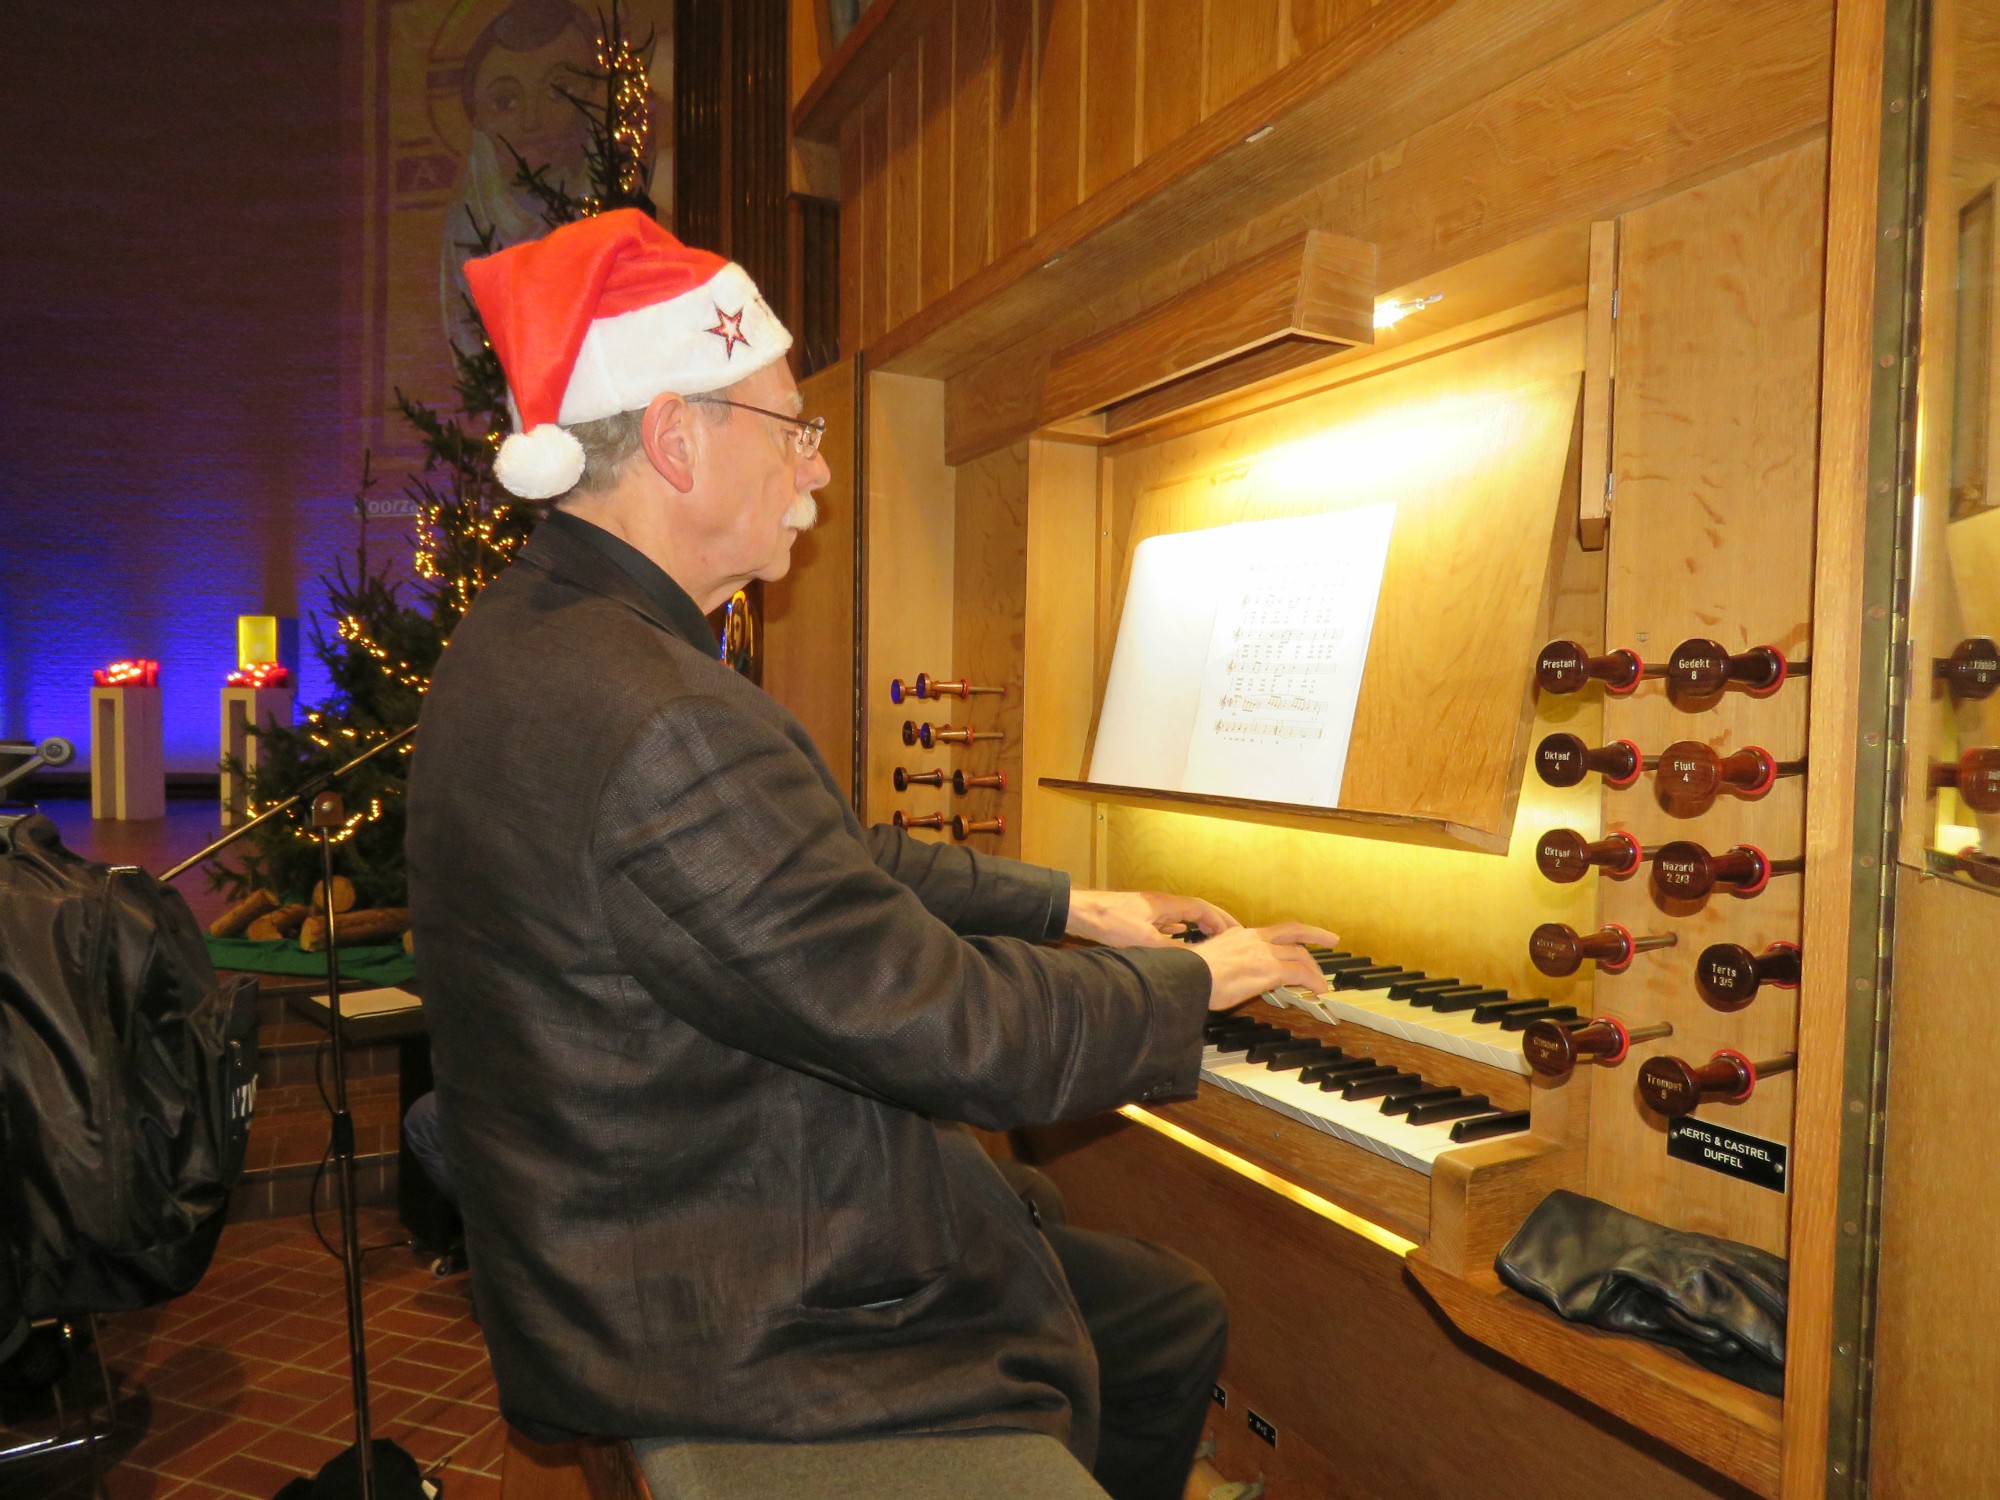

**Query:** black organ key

left=1390, top=976, right=1459, bottom=1000
left=1449, top=1111, right=1533, bottom=1143
left=1500, top=1006, right=1579, bottom=1032
left=1341, top=1070, right=1426, bottom=1101
left=1334, top=966, right=1413, bottom=990
left=1469, top=998, right=1548, bottom=1025
left=1215, top=1027, right=1286, bottom=1054
left=1314, top=955, right=1376, bottom=975
left=1406, top=1094, right=1494, bottom=1126
left=1245, top=1034, right=1309, bottom=1063
left=1262, top=1042, right=1340, bottom=1070
left=1429, top=988, right=1510, bottom=1014
left=1204, top=1014, right=1263, bottom=1040
left=1410, top=985, right=1485, bottom=1010
left=1300, top=1055, right=1377, bottom=1083
left=1321, top=1064, right=1393, bottom=1091
left=1381, top=1086, right=1463, bottom=1116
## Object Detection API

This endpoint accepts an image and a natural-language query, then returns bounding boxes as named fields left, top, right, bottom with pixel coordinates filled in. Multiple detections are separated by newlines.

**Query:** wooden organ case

left=766, top=0, right=1997, bottom=1495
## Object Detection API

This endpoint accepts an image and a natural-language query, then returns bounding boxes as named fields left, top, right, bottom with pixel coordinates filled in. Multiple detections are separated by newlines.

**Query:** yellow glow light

left=1116, top=1105, right=1417, bottom=1258
left=1373, top=292, right=1443, bottom=330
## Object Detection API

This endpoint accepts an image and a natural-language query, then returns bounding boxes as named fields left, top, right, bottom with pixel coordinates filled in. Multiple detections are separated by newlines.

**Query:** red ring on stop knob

left=1602, top=648, right=1644, bottom=696
left=1733, top=844, right=1772, bottom=898
left=1746, top=650, right=1789, bottom=698
left=1606, top=741, right=1646, bottom=789
left=1766, top=940, right=1802, bottom=988
left=1598, top=922, right=1638, bottom=974
left=1716, top=1048, right=1758, bottom=1102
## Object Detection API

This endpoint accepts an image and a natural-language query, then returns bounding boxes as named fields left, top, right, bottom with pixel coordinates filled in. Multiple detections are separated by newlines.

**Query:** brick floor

left=1, top=1210, right=502, bottom=1500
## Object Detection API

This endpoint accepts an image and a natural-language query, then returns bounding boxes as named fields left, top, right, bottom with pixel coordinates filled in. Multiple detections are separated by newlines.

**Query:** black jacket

left=405, top=513, right=1211, bottom=1456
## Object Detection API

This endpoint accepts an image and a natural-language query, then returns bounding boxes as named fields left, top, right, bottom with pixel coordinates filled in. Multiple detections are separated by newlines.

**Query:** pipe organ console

left=766, top=0, right=1997, bottom=1487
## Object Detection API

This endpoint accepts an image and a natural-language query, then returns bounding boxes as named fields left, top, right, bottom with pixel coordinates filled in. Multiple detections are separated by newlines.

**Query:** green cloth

left=206, top=935, right=416, bottom=986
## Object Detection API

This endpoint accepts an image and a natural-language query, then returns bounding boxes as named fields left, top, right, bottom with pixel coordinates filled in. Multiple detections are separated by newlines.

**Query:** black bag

left=0, top=812, right=258, bottom=1349
left=1495, top=1189, right=1787, bottom=1393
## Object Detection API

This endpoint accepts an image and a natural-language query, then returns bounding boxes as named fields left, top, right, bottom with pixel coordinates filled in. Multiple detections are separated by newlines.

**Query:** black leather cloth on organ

left=1494, top=1189, right=1788, bottom=1394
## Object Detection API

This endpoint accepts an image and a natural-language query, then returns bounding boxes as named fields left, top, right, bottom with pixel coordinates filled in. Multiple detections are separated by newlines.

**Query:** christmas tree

left=216, top=5, right=658, bottom=911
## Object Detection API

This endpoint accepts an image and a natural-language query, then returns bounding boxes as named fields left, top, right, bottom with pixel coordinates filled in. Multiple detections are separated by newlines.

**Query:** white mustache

left=783, top=493, right=819, bottom=531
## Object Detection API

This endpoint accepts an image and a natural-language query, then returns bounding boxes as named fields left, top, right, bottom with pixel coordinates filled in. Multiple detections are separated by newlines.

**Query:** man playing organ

left=405, top=208, right=1334, bottom=1499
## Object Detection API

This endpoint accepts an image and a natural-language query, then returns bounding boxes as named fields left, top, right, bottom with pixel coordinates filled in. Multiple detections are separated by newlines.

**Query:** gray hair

left=550, top=391, right=736, bottom=508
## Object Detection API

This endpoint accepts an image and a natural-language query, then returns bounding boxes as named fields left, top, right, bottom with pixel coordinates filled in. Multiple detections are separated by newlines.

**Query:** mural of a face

left=467, top=20, right=594, bottom=175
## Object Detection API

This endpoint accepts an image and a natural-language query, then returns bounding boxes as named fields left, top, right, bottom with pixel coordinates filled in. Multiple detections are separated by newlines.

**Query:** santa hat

left=464, top=209, right=793, bottom=499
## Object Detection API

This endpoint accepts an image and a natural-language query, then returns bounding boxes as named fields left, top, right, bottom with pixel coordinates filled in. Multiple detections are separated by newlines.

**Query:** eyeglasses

left=688, top=396, right=827, bottom=459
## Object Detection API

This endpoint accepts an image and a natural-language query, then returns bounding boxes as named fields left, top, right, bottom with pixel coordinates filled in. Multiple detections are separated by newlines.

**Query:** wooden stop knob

left=893, top=810, right=946, bottom=831
left=1932, top=747, right=2000, bottom=814
left=953, top=770, right=1007, bottom=794
left=1655, top=741, right=1780, bottom=812
left=1536, top=639, right=1645, bottom=695
left=1639, top=1050, right=1794, bottom=1117
left=1529, top=922, right=1672, bottom=976
left=1535, top=828, right=1644, bottom=883
left=1665, top=638, right=1792, bottom=698
left=952, top=815, right=1005, bottom=840
left=1651, top=840, right=1795, bottom=899
left=1534, top=733, right=1646, bottom=788
left=894, top=767, right=944, bottom=791
left=1936, top=637, right=2000, bottom=702
left=1695, top=941, right=1801, bottom=1007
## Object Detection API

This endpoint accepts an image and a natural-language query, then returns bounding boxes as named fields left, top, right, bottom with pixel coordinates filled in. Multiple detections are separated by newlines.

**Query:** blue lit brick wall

left=0, top=5, right=368, bottom=773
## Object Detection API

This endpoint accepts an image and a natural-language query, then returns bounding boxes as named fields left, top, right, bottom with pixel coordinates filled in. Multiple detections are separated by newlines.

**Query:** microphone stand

left=162, top=724, right=419, bottom=1500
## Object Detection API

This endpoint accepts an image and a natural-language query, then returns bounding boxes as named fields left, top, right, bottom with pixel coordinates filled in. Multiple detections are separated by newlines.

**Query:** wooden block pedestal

left=88, top=683, right=164, bottom=820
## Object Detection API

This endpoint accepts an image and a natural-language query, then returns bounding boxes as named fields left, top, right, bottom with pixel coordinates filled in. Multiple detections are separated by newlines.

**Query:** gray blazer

left=405, top=514, right=1210, bottom=1458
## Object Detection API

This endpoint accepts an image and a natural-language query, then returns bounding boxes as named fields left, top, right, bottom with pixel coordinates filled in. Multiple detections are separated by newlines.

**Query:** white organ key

left=1313, top=981, right=1532, bottom=1075
left=1199, top=1045, right=1463, bottom=1175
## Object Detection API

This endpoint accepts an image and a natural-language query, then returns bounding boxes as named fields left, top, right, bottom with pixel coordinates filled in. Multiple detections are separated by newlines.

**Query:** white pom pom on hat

left=493, top=424, right=587, bottom=501
left=465, top=210, right=793, bottom=500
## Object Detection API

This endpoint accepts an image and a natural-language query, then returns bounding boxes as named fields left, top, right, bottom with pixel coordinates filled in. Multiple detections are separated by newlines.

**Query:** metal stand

left=314, top=789, right=376, bottom=1500
left=159, top=724, right=421, bottom=1499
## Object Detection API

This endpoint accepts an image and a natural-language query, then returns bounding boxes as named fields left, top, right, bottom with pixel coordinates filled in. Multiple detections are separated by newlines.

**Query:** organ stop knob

left=1535, top=639, right=1647, bottom=695
left=918, top=675, right=1007, bottom=700
left=894, top=767, right=945, bottom=790
left=1639, top=1050, right=1797, bottom=1117
left=1665, top=638, right=1799, bottom=698
left=1529, top=922, right=1676, bottom=977
left=952, top=815, right=1005, bottom=840
left=1535, top=828, right=1646, bottom=883
left=953, top=770, right=1007, bottom=794
left=1654, top=741, right=1797, bottom=813
left=1696, top=941, right=1801, bottom=1007
left=931, top=724, right=1002, bottom=748
left=1929, top=748, right=2000, bottom=813
left=893, top=811, right=946, bottom=831
left=1521, top=1015, right=1674, bottom=1080
left=1652, top=840, right=1803, bottom=899
left=1534, top=733, right=1650, bottom=788
left=1936, top=637, right=2000, bottom=702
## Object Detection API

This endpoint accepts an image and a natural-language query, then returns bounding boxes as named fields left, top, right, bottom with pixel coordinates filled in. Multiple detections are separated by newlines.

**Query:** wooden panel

left=1871, top=870, right=2000, bottom=1498
left=1140, top=0, right=1206, bottom=158
left=1290, top=0, right=1380, bottom=56
left=1020, top=439, right=1104, bottom=877
left=1023, top=1114, right=1754, bottom=1500
left=1041, top=230, right=1374, bottom=422
left=950, top=444, right=1030, bottom=858
left=1082, top=0, right=1141, bottom=198
left=1409, top=1260, right=1783, bottom=1497
left=839, top=117, right=864, bottom=354
left=858, top=89, right=891, bottom=345
left=938, top=0, right=1830, bottom=460
left=1579, top=219, right=1617, bottom=549
left=951, top=0, right=996, bottom=288
left=1036, top=0, right=1085, bottom=229
left=864, top=372, right=955, bottom=827
left=1780, top=3, right=1883, bottom=1488
left=793, top=0, right=932, bottom=142
left=1204, top=0, right=1281, bottom=116
left=886, top=47, right=923, bottom=329
left=1588, top=140, right=1828, bottom=1260
left=991, top=0, right=1036, bottom=258
left=763, top=359, right=859, bottom=795
left=878, top=0, right=1661, bottom=380
left=918, top=8, right=955, bottom=310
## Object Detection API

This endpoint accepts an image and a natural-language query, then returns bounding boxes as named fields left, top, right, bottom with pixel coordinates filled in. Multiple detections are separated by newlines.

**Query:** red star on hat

left=707, top=305, right=748, bottom=358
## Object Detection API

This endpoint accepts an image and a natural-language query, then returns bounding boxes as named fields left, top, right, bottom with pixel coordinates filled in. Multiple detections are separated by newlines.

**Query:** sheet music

left=1090, top=505, right=1396, bottom=806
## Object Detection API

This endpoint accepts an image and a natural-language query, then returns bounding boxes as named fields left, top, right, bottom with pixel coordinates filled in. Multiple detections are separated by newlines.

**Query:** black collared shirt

left=541, top=509, right=718, bottom=655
